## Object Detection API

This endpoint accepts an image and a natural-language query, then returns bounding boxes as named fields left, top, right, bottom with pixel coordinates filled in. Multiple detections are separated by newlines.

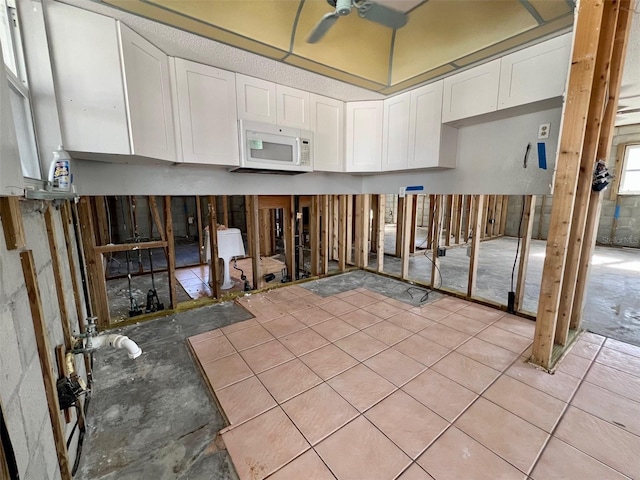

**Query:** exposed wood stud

left=20, top=250, right=73, bottom=480
left=196, top=196, right=204, bottom=264
left=401, top=194, right=414, bottom=279
left=164, top=196, right=178, bottom=309
left=409, top=194, right=417, bottom=254
left=222, top=195, right=229, bottom=227
left=395, top=196, right=405, bottom=258
left=354, top=195, right=363, bottom=267
left=346, top=195, right=353, bottom=265
left=452, top=195, right=462, bottom=245
left=94, top=196, right=109, bottom=246
left=376, top=195, right=386, bottom=273
left=148, top=196, right=166, bottom=243
left=468, top=195, right=484, bottom=297
left=321, top=195, right=329, bottom=275
left=207, top=196, right=221, bottom=299
left=443, top=195, right=453, bottom=247
left=311, top=196, right=320, bottom=276
left=0, top=197, right=25, bottom=250
left=499, top=196, right=509, bottom=236
left=427, top=195, right=435, bottom=249
left=515, top=196, right=536, bottom=312
left=537, top=196, right=547, bottom=239
left=338, top=195, right=347, bottom=271
left=431, top=195, right=443, bottom=288
left=370, top=195, right=379, bottom=254
left=246, top=195, right=264, bottom=288
left=463, top=195, right=472, bottom=242
left=331, top=196, right=339, bottom=261
left=362, top=194, right=371, bottom=268
left=93, top=241, right=168, bottom=254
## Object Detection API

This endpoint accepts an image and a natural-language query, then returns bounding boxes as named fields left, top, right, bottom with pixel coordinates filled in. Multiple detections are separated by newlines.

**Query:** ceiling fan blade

left=356, top=1, right=408, bottom=29
left=307, top=12, right=340, bottom=43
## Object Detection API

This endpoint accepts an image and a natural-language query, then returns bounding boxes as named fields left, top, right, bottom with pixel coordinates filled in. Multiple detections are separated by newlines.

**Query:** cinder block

left=24, top=443, right=50, bottom=480
left=11, top=290, right=38, bottom=367
left=18, top=359, right=49, bottom=452
left=40, top=425, right=59, bottom=480
left=0, top=304, right=25, bottom=396
left=4, top=395, right=30, bottom=476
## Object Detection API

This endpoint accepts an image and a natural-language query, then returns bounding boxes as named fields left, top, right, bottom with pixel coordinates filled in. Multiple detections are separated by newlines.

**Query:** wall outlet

left=538, top=123, right=550, bottom=139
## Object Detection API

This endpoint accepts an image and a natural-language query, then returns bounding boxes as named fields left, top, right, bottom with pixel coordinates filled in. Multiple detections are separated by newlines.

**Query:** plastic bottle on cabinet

left=48, top=145, right=71, bottom=192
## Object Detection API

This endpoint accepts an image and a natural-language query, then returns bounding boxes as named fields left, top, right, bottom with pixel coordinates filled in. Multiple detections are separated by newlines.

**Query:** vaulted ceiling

left=101, top=0, right=574, bottom=94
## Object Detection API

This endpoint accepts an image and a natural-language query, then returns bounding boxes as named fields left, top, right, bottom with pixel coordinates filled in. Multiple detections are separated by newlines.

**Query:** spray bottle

left=48, top=145, right=71, bottom=192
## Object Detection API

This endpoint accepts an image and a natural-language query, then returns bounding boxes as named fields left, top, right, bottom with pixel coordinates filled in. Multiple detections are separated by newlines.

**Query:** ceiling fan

left=307, top=0, right=409, bottom=44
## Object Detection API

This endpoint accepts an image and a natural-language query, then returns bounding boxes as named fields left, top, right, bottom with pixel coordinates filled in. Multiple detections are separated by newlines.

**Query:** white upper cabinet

left=118, top=24, right=175, bottom=161
left=235, top=74, right=277, bottom=124
left=46, top=2, right=175, bottom=160
left=172, top=58, right=239, bottom=166
left=345, top=101, right=383, bottom=173
left=442, top=59, right=501, bottom=123
left=498, top=33, right=571, bottom=109
left=382, top=92, right=411, bottom=171
left=310, top=94, right=344, bottom=172
left=276, top=85, right=310, bottom=130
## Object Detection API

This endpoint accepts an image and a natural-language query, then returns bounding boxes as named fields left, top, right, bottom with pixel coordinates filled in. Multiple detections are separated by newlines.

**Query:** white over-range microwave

left=231, top=120, right=313, bottom=174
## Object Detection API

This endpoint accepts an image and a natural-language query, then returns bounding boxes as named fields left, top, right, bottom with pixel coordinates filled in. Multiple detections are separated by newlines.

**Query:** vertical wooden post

left=20, top=250, right=73, bottom=480
left=452, top=195, right=462, bottom=244
left=443, top=195, right=453, bottom=247
left=346, top=195, right=353, bottom=265
left=311, top=196, right=320, bottom=276
left=207, top=196, right=221, bottom=298
left=196, top=196, right=204, bottom=264
left=532, top=0, right=607, bottom=369
left=537, top=196, right=547, bottom=239
left=370, top=195, right=379, bottom=254
left=400, top=194, right=413, bottom=279
left=499, top=196, right=509, bottom=236
left=0, top=196, right=26, bottom=250
left=331, top=195, right=339, bottom=261
left=337, top=195, right=347, bottom=271
left=354, top=195, right=363, bottom=267
left=462, top=195, right=472, bottom=243
left=149, top=196, right=166, bottom=242
left=395, top=196, right=405, bottom=257
left=362, top=194, right=370, bottom=268
left=246, top=195, right=263, bottom=289
left=430, top=195, right=443, bottom=288
left=93, top=196, right=109, bottom=246
left=321, top=195, right=329, bottom=275
left=467, top=195, right=484, bottom=298
left=427, top=195, right=435, bottom=249
left=376, top=194, right=386, bottom=272
left=222, top=195, right=229, bottom=227
left=515, top=196, right=536, bottom=312
left=409, top=194, right=417, bottom=254
left=164, top=196, right=177, bottom=309
left=283, top=196, right=295, bottom=281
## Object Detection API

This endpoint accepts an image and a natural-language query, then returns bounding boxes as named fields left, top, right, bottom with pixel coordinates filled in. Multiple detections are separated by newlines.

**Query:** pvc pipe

left=89, top=334, right=142, bottom=359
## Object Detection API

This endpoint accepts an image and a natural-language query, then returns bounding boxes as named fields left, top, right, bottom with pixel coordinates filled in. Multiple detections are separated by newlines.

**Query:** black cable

left=424, top=251, right=444, bottom=289
left=406, top=286, right=431, bottom=303
left=511, top=195, right=527, bottom=292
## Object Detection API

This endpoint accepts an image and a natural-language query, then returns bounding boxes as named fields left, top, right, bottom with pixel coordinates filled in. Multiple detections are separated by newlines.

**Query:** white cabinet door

left=498, top=33, right=571, bottom=110
left=408, top=81, right=445, bottom=169
left=173, top=58, right=239, bottom=166
left=119, top=23, right=175, bottom=161
left=277, top=85, right=310, bottom=130
left=442, top=59, right=501, bottom=123
left=236, top=74, right=277, bottom=124
left=382, top=92, right=411, bottom=171
left=345, top=101, right=383, bottom=173
left=310, top=94, right=344, bottom=172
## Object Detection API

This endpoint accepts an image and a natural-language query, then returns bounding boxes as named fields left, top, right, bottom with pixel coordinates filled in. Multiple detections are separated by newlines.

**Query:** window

left=619, top=144, right=640, bottom=195
left=1, top=0, right=41, bottom=180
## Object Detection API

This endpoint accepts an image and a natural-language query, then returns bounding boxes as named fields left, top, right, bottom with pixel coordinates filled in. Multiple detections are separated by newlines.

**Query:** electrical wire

left=511, top=195, right=527, bottom=292
left=424, top=250, right=444, bottom=289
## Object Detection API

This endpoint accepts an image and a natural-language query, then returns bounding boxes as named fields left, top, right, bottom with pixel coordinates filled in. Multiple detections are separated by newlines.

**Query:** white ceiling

left=53, top=0, right=639, bottom=126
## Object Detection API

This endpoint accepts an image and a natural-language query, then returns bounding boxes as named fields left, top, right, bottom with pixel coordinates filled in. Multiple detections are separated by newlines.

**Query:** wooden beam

left=480, top=195, right=489, bottom=239
left=321, top=195, right=329, bottom=275
left=0, top=196, right=25, bottom=250
left=395, top=196, right=405, bottom=258
left=462, top=195, right=472, bottom=243
left=537, top=195, right=547, bottom=239
left=362, top=194, right=371, bottom=268
left=515, top=196, right=536, bottom=312
left=431, top=195, right=443, bottom=288
left=93, top=240, right=168, bottom=254
left=443, top=195, right=453, bottom=247
left=222, top=195, right=229, bottom=227
left=532, top=0, right=607, bottom=369
left=93, top=196, right=109, bottom=246
left=207, top=196, right=221, bottom=298
left=284, top=196, right=295, bottom=281
left=427, top=195, right=435, bottom=249
left=467, top=195, right=484, bottom=297
left=376, top=194, right=385, bottom=273
left=258, top=209, right=272, bottom=256
left=556, top=0, right=620, bottom=346
left=20, top=250, right=72, bottom=480
left=196, top=196, right=204, bottom=264
left=148, top=196, right=166, bottom=242
left=164, top=196, right=177, bottom=309
left=311, top=196, right=320, bottom=276
left=499, top=195, right=509, bottom=236
left=452, top=195, right=462, bottom=244
left=409, top=194, right=417, bottom=254
left=44, top=205, right=73, bottom=351
left=400, top=194, right=414, bottom=279
left=354, top=195, right=363, bottom=267
left=337, top=195, right=347, bottom=271
left=370, top=195, right=379, bottom=254
left=346, top=195, right=353, bottom=265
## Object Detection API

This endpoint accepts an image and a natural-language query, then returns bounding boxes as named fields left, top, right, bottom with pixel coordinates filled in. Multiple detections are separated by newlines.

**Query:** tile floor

left=189, top=284, right=640, bottom=480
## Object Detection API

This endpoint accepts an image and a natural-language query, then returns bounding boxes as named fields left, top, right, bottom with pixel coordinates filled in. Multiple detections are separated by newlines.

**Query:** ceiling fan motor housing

left=335, top=0, right=353, bottom=16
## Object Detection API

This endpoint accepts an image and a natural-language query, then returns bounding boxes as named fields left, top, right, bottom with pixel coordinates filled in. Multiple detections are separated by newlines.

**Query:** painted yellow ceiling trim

left=285, top=55, right=387, bottom=91
left=379, top=64, right=455, bottom=95
left=528, top=0, right=573, bottom=22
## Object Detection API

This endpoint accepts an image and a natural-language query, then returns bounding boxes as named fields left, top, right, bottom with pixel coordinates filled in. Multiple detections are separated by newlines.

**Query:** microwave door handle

left=295, top=137, right=301, bottom=166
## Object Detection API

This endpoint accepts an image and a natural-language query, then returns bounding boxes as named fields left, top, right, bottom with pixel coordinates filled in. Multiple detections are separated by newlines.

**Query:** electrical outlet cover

left=538, top=123, right=550, bottom=139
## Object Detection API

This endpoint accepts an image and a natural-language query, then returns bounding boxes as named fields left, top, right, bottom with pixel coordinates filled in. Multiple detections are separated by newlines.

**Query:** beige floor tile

left=281, top=285, right=314, bottom=297
left=432, top=296, right=469, bottom=312
left=281, top=383, right=358, bottom=445
left=432, top=352, right=500, bottom=394
left=417, top=323, right=471, bottom=349
left=268, top=450, right=337, bottom=480
left=455, top=398, right=548, bottom=474
left=328, top=363, right=396, bottom=412
left=506, top=356, right=580, bottom=402
left=584, top=362, right=640, bottom=403
left=384, top=298, right=414, bottom=311
left=394, top=334, right=450, bottom=367
left=596, top=347, right=640, bottom=377
left=365, top=390, right=449, bottom=459
left=261, top=315, right=307, bottom=338
left=191, top=334, right=236, bottom=364
left=362, top=301, right=404, bottom=319
left=220, top=318, right=259, bottom=335
left=570, top=338, right=601, bottom=360
left=483, top=375, right=566, bottom=433
left=475, top=325, right=532, bottom=354
left=252, top=303, right=290, bottom=322
left=410, top=304, right=451, bottom=322
left=215, top=376, right=276, bottom=425
left=358, top=288, right=389, bottom=301
left=311, top=317, right=358, bottom=342
left=397, top=464, right=435, bottom=480
left=339, top=308, right=384, bottom=329
left=438, top=313, right=488, bottom=336
left=225, top=324, right=274, bottom=351
left=239, top=340, right=296, bottom=374
left=417, top=427, right=525, bottom=480
left=456, top=337, right=519, bottom=371
left=341, top=292, right=379, bottom=308
left=580, top=331, right=606, bottom=346
left=264, top=288, right=299, bottom=303
left=572, top=382, right=640, bottom=436
left=531, top=437, right=629, bottom=480
left=456, top=304, right=504, bottom=324
left=387, top=311, right=435, bottom=333
left=292, top=306, right=335, bottom=326
left=258, top=359, right=322, bottom=403
left=334, top=290, right=358, bottom=299
left=363, top=321, right=412, bottom=346
left=364, top=348, right=426, bottom=387
left=554, top=406, right=640, bottom=478
left=334, top=331, right=388, bottom=362
left=188, top=328, right=223, bottom=344
left=279, top=328, right=330, bottom=356
left=555, top=353, right=592, bottom=379
left=202, top=353, right=254, bottom=390
left=222, top=407, right=310, bottom=480
left=402, top=370, right=477, bottom=422
left=283, top=296, right=317, bottom=314
left=319, top=298, right=359, bottom=317
left=299, top=344, right=359, bottom=380
left=493, top=315, right=536, bottom=338
left=604, top=337, right=640, bottom=358
left=315, top=416, right=411, bottom=480
left=304, top=294, right=335, bottom=306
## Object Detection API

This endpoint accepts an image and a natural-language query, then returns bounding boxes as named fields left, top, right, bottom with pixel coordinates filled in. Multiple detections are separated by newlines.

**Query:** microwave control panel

left=300, top=139, right=311, bottom=167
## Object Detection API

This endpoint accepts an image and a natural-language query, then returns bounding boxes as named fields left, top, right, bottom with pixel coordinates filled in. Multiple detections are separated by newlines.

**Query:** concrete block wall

left=0, top=199, right=88, bottom=480
left=384, top=194, right=431, bottom=226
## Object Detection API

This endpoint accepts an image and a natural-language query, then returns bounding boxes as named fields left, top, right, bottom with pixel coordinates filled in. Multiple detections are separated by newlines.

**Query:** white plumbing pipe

left=89, top=334, right=142, bottom=359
